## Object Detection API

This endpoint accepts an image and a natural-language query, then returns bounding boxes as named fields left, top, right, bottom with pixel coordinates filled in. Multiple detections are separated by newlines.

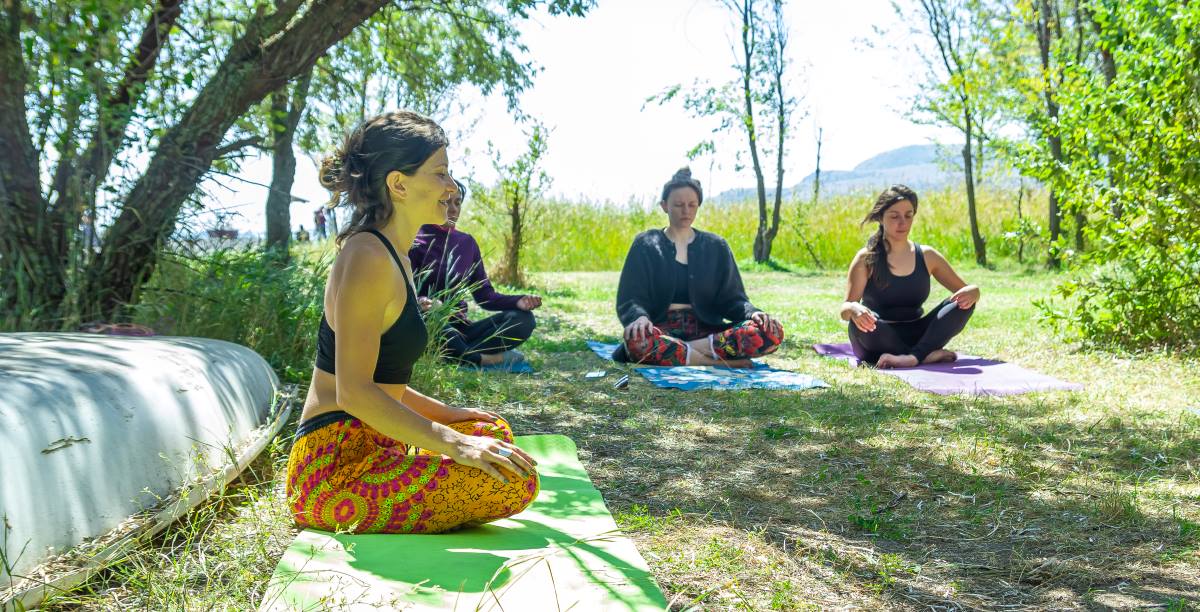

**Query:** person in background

left=613, top=167, right=784, bottom=366
left=295, top=225, right=310, bottom=243
left=839, top=184, right=980, bottom=368
left=314, top=207, right=328, bottom=240
left=409, top=178, right=540, bottom=369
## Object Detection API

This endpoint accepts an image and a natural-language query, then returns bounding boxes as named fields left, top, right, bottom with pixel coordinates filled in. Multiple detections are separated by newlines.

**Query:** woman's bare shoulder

left=333, top=232, right=395, bottom=283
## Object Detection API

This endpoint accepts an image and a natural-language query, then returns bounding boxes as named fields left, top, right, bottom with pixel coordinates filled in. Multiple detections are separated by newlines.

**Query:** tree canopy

left=0, top=0, right=591, bottom=328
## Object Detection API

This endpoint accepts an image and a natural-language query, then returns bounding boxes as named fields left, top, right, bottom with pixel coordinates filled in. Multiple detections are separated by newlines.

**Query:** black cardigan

left=612, top=228, right=759, bottom=361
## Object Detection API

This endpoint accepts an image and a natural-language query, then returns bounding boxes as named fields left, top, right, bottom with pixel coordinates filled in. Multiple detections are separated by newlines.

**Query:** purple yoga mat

left=812, top=342, right=1082, bottom=396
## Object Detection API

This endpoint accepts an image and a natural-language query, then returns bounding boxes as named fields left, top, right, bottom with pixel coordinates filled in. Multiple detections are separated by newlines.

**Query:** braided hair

left=861, top=185, right=919, bottom=288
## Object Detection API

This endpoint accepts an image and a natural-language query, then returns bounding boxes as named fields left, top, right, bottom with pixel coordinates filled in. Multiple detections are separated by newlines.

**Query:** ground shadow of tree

left=490, top=347, right=1199, bottom=609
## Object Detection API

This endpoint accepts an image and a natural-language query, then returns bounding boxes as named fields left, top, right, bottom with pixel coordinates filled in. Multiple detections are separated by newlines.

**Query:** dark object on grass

left=613, top=374, right=630, bottom=390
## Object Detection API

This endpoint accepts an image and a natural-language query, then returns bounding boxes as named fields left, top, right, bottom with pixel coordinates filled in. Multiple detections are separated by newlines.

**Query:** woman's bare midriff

left=299, top=367, right=407, bottom=422
left=668, top=303, right=691, bottom=311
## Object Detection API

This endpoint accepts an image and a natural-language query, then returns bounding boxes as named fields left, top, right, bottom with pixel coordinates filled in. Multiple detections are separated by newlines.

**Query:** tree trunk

left=1036, top=0, right=1064, bottom=269
left=732, top=0, right=769, bottom=263
left=799, top=127, right=824, bottom=269
left=0, top=1, right=64, bottom=327
left=505, top=184, right=523, bottom=287
left=763, top=49, right=785, bottom=264
left=83, top=0, right=391, bottom=318
left=265, top=67, right=314, bottom=253
left=265, top=89, right=296, bottom=253
left=963, top=117, right=987, bottom=267
left=1016, top=179, right=1026, bottom=264
left=1073, top=211, right=1085, bottom=252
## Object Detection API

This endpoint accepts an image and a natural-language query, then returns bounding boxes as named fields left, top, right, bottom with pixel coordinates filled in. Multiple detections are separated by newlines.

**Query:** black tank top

left=314, top=229, right=427, bottom=384
left=862, top=242, right=930, bottom=322
left=672, top=260, right=689, bottom=303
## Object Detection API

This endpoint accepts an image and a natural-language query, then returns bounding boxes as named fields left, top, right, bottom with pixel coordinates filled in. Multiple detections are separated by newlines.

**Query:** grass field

left=48, top=266, right=1200, bottom=610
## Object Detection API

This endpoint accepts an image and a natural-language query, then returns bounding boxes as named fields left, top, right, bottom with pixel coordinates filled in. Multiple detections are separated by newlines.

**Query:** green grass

left=45, top=264, right=1200, bottom=610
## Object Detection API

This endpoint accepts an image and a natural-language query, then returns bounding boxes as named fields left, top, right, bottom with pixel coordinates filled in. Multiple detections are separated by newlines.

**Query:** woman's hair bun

left=660, top=165, right=703, bottom=204
left=319, top=154, right=349, bottom=193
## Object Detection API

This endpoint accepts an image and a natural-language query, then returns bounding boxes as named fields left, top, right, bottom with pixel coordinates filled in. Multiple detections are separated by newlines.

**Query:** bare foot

left=478, top=352, right=504, bottom=366
left=876, top=353, right=919, bottom=369
left=922, top=349, right=957, bottom=364
left=683, top=337, right=753, bottom=368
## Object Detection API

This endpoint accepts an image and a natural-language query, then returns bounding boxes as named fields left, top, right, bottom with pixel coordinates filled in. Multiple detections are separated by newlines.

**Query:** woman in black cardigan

left=613, top=167, right=784, bottom=366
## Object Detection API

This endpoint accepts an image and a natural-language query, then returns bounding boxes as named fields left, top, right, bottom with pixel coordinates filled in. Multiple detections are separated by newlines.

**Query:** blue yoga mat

left=637, top=365, right=828, bottom=391
left=586, top=340, right=621, bottom=361
left=586, top=340, right=826, bottom=391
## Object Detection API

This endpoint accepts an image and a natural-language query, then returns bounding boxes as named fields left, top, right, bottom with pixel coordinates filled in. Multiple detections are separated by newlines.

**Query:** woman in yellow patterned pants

left=287, top=415, right=538, bottom=534
left=287, top=112, right=541, bottom=535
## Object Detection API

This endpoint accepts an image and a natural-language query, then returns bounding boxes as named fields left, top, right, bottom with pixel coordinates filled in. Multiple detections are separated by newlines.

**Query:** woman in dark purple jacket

left=409, top=180, right=540, bottom=368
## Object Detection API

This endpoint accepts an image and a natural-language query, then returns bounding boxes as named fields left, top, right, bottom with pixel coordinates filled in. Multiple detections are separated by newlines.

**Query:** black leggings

left=848, top=299, right=974, bottom=364
left=441, top=310, right=536, bottom=365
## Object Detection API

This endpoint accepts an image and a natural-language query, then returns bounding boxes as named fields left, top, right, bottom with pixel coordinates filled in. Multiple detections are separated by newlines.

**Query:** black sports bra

left=315, top=229, right=428, bottom=384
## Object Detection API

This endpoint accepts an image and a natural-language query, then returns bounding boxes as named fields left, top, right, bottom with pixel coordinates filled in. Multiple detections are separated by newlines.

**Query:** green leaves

left=1029, top=0, right=1200, bottom=349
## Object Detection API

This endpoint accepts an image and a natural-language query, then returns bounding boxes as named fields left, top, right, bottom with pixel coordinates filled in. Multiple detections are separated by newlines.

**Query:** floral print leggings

left=624, top=308, right=784, bottom=366
left=287, top=415, right=539, bottom=534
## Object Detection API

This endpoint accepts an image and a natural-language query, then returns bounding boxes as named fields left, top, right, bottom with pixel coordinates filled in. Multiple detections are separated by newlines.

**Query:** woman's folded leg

left=287, top=417, right=539, bottom=534
left=909, top=300, right=974, bottom=363
left=710, top=319, right=784, bottom=360
left=847, top=320, right=910, bottom=364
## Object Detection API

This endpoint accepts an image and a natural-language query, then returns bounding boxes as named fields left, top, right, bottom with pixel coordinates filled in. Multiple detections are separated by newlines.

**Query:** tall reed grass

left=459, top=184, right=1050, bottom=272
left=132, top=248, right=332, bottom=383
left=132, top=244, right=485, bottom=384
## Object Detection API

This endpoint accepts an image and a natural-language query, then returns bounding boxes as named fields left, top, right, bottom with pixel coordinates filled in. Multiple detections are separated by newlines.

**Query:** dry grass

left=45, top=267, right=1200, bottom=611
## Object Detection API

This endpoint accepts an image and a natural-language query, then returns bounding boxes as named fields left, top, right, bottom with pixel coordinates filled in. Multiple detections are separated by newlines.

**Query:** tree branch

left=51, top=0, right=186, bottom=217
left=214, top=136, right=266, bottom=157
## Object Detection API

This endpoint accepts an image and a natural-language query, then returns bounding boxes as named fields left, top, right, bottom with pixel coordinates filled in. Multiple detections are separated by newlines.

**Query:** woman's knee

left=448, top=417, right=515, bottom=442
left=505, top=309, right=536, bottom=339
left=623, top=330, right=661, bottom=361
left=753, top=319, right=785, bottom=351
left=936, top=299, right=975, bottom=320
left=721, top=319, right=784, bottom=357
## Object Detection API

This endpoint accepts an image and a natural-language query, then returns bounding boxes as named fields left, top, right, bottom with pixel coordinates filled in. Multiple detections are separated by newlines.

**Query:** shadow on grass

left=490, top=346, right=1200, bottom=608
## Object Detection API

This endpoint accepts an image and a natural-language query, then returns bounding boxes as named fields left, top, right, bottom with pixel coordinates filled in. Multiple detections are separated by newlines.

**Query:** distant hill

left=712, top=143, right=1016, bottom=203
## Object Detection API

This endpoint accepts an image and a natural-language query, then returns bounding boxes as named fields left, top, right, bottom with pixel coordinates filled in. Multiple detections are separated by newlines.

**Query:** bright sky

left=205, top=0, right=958, bottom=235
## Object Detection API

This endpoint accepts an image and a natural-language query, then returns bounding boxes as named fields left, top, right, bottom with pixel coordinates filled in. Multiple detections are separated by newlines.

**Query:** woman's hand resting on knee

left=407, top=394, right=501, bottom=426
left=750, top=311, right=783, bottom=337
left=440, top=405, right=501, bottom=425
left=445, top=434, right=538, bottom=484
left=847, top=304, right=878, bottom=333
left=949, top=285, right=980, bottom=309
left=624, top=316, right=658, bottom=342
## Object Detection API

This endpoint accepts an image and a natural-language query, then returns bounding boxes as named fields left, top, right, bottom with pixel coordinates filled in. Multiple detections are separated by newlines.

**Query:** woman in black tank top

left=839, top=185, right=981, bottom=368
left=284, top=112, right=540, bottom=535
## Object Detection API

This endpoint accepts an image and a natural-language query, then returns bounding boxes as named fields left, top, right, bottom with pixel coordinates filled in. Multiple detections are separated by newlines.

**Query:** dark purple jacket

left=408, top=225, right=521, bottom=321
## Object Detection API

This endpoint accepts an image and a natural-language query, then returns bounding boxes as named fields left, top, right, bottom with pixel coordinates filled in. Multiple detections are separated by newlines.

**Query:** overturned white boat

left=0, top=333, right=291, bottom=610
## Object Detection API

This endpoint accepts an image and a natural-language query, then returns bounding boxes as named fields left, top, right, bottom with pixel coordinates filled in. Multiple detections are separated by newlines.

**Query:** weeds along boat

left=0, top=333, right=293, bottom=610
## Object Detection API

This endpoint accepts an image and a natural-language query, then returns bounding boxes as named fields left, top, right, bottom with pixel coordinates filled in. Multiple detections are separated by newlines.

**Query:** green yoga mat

left=259, top=435, right=667, bottom=611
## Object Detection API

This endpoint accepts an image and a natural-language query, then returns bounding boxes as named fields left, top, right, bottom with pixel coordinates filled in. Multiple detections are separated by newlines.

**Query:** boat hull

left=0, top=333, right=281, bottom=588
